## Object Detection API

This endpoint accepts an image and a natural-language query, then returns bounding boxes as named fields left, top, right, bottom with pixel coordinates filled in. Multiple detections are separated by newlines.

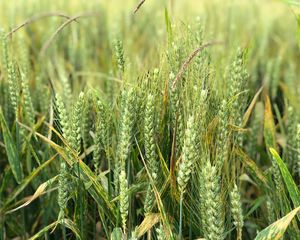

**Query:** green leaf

left=269, top=148, right=300, bottom=209
left=255, top=206, right=300, bottom=240
left=0, top=108, right=23, bottom=183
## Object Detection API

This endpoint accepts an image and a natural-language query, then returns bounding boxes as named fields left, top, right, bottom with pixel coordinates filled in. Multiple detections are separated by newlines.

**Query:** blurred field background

left=0, top=0, right=299, bottom=86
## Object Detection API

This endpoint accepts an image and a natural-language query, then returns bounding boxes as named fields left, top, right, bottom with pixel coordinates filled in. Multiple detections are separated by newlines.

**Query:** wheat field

left=0, top=0, right=300, bottom=239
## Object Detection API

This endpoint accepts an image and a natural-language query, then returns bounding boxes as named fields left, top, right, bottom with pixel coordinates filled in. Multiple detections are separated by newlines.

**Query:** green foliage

left=255, top=207, right=300, bottom=240
left=269, top=148, right=300, bottom=211
left=0, top=108, right=23, bottom=183
left=0, top=1, right=300, bottom=239
left=200, top=161, right=225, bottom=240
left=177, top=115, right=196, bottom=194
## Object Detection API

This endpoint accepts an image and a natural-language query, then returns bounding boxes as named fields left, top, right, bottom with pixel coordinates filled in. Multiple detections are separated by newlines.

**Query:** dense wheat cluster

left=1, top=0, right=300, bottom=239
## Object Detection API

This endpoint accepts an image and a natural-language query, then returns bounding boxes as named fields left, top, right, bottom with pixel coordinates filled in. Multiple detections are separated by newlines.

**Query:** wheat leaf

left=255, top=206, right=300, bottom=240
left=0, top=108, right=23, bottom=183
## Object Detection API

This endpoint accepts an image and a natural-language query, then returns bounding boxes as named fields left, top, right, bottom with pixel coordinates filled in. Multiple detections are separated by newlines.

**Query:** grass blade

left=269, top=148, right=300, bottom=208
left=0, top=108, right=23, bottom=183
left=1, top=154, right=57, bottom=213
left=254, top=206, right=300, bottom=240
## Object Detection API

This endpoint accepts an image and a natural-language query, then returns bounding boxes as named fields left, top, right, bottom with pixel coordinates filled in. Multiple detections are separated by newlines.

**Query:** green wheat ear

left=93, top=99, right=108, bottom=174
left=119, top=169, right=129, bottom=234
left=21, top=72, right=35, bottom=126
left=114, top=38, right=125, bottom=74
left=57, top=158, right=69, bottom=215
left=69, top=92, right=84, bottom=153
left=115, top=87, right=135, bottom=194
left=215, top=100, right=229, bottom=169
left=144, top=93, right=159, bottom=214
left=56, top=94, right=71, bottom=220
left=55, top=94, right=71, bottom=141
left=177, top=115, right=197, bottom=238
left=200, top=161, right=225, bottom=240
left=7, top=61, right=19, bottom=114
left=228, top=48, right=248, bottom=128
left=170, top=70, right=184, bottom=159
left=177, top=115, right=196, bottom=194
left=230, top=184, right=244, bottom=240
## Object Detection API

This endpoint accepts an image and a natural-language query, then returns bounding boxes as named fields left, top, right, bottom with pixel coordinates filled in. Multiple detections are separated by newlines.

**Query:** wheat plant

left=0, top=1, right=300, bottom=240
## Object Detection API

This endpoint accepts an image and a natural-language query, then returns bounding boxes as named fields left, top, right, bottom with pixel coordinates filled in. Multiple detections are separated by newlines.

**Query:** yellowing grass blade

left=136, top=213, right=160, bottom=238
left=28, top=218, right=81, bottom=240
left=6, top=176, right=58, bottom=214
left=264, top=95, right=277, bottom=150
left=254, top=206, right=300, bottom=240
left=1, top=154, right=57, bottom=212
left=242, top=86, right=263, bottom=127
